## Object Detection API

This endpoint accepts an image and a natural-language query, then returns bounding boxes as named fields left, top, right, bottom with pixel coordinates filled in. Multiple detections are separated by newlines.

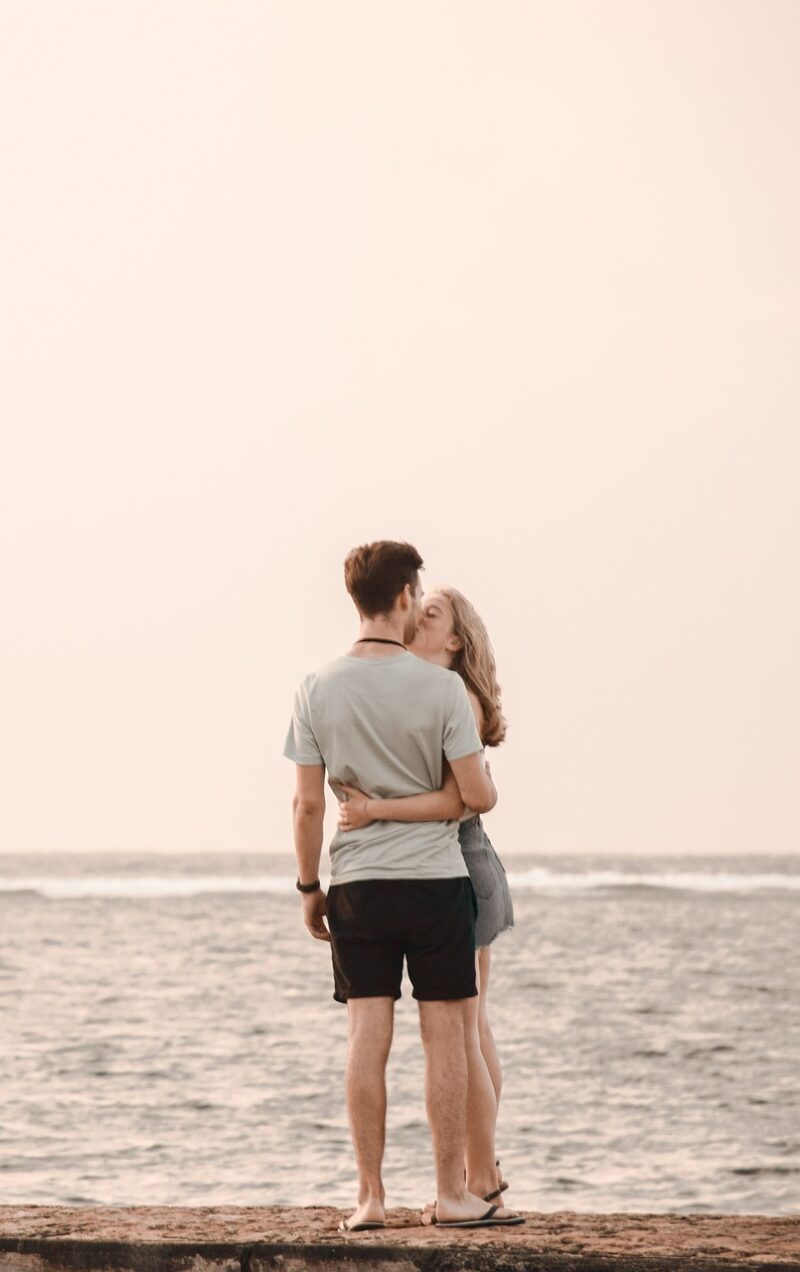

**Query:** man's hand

left=336, top=783, right=374, bottom=831
left=302, top=888, right=330, bottom=941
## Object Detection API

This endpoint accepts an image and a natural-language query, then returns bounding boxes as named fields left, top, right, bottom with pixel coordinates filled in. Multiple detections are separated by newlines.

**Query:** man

left=284, top=540, right=522, bottom=1230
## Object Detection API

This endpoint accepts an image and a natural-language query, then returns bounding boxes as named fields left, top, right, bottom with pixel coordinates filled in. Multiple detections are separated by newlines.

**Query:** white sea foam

left=0, top=874, right=299, bottom=899
left=0, top=868, right=797, bottom=899
left=504, top=868, right=800, bottom=894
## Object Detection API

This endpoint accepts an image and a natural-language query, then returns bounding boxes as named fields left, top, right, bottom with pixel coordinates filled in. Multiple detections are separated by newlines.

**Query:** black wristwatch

left=296, top=878, right=321, bottom=894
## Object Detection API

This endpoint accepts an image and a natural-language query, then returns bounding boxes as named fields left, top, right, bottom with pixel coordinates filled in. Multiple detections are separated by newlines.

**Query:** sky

left=2, top=2, right=798, bottom=857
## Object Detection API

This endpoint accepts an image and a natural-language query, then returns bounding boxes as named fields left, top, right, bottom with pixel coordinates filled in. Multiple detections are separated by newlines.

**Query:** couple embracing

left=284, top=540, right=522, bottom=1231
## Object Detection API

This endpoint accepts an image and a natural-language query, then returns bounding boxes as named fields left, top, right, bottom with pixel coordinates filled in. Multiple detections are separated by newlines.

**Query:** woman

left=336, top=586, right=514, bottom=1209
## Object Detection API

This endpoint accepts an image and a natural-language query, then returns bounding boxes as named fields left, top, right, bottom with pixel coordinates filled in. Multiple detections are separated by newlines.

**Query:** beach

left=1, top=1204, right=798, bottom=1270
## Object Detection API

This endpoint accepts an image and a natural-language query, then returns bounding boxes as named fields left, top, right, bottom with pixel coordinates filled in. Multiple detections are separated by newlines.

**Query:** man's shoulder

left=401, top=659, right=471, bottom=710
left=408, top=658, right=463, bottom=689
left=296, top=653, right=464, bottom=697
left=295, top=654, right=352, bottom=693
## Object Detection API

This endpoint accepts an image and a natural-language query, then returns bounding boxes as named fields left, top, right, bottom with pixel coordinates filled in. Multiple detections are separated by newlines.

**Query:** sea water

left=0, top=852, right=797, bottom=1214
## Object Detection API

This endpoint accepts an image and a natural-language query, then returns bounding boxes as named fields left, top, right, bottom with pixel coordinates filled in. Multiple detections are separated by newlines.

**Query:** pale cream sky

left=2, top=2, right=798, bottom=857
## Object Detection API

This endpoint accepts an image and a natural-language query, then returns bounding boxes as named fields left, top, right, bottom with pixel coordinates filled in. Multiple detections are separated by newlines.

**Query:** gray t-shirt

left=284, top=651, right=482, bottom=884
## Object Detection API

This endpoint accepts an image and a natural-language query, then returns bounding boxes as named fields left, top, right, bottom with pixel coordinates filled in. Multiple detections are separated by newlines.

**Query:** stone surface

left=0, top=1206, right=797, bottom=1272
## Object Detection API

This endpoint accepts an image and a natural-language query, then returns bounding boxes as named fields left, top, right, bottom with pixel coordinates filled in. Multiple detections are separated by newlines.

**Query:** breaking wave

left=0, top=868, right=797, bottom=900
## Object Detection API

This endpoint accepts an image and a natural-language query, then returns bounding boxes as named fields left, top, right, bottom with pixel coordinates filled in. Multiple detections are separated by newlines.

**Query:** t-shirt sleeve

left=283, top=680, right=324, bottom=766
left=443, top=675, right=483, bottom=760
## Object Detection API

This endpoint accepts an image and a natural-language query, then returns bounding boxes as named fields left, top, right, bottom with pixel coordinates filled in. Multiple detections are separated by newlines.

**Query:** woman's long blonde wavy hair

left=436, top=587, right=507, bottom=747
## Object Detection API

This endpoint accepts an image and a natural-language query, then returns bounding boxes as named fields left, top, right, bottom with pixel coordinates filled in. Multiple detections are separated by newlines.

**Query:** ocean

left=1, top=852, right=797, bottom=1215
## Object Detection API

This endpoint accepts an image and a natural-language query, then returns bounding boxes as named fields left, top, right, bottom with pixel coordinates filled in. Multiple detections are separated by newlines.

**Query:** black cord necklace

left=354, top=638, right=407, bottom=649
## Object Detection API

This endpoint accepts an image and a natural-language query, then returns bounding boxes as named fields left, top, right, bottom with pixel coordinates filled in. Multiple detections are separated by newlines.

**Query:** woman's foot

left=466, top=1159, right=505, bottom=1202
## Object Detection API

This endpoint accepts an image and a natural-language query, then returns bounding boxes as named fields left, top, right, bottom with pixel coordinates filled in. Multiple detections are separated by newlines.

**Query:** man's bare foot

left=340, top=1198, right=386, bottom=1231
left=425, top=1189, right=520, bottom=1226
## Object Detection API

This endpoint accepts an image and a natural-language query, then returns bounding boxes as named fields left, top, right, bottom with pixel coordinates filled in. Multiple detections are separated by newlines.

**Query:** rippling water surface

left=1, top=852, right=797, bottom=1214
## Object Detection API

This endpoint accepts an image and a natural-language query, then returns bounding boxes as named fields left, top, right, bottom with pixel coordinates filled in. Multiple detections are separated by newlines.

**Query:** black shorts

left=326, top=876, right=478, bottom=1004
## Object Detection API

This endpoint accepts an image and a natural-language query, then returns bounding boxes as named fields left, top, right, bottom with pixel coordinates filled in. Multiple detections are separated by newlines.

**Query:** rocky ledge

left=0, top=1205, right=798, bottom=1272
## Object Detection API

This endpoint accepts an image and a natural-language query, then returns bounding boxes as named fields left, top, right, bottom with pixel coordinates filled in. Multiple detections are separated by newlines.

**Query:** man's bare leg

left=419, top=997, right=520, bottom=1223
left=344, top=996, right=394, bottom=1228
left=464, top=979, right=501, bottom=1199
left=418, top=998, right=492, bottom=1222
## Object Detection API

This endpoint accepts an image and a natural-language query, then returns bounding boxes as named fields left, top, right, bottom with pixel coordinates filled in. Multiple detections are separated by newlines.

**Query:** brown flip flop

left=431, top=1204, right=524, bottom=1228
left=338, top=1218, right=387, bottom=1232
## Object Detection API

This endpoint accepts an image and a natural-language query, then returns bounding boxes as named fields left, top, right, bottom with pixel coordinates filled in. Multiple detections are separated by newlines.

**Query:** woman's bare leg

left=477, top=945, right=502, bottom=1103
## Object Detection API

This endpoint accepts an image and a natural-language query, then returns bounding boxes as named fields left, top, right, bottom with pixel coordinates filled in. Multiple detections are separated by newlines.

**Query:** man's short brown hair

left=344, top=540, right=424, bottom=618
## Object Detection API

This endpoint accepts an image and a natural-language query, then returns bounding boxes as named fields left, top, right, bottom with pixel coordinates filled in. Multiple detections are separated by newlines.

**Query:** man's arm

left=292, top=763, right=330, bottom=941
left=349, top=686, right=495, bottom=823
left=442, top=676, right=496, bottom=813
left=448, top=751, right=497, bottom=814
